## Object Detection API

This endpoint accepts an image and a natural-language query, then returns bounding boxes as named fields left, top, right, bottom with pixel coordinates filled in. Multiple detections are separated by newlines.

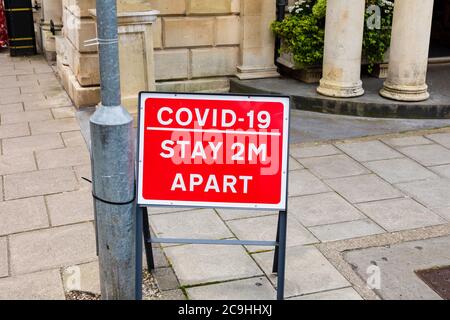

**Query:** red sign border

left=137, top=92, right=291, bottom=210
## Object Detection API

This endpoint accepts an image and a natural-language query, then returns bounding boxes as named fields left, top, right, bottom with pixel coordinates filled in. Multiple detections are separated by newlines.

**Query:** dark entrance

left=430, top=0, right=450, bottom=58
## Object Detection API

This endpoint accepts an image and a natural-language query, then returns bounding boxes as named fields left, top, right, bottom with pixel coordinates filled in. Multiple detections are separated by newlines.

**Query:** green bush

left=272, top=0, right=394, bottom=72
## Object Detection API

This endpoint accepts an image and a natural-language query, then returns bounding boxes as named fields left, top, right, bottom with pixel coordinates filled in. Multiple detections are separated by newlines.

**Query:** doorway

left=430, top=0, right=450, bottom=58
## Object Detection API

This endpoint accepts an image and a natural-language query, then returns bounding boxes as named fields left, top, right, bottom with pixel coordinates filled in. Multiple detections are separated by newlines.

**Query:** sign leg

left=272, top=212, right=281, bottom=273
left=276, top=210, right=287, bottom=300
left=142, top=207, right=155, bottom=270
left=135, top=204, right=143, bottom=300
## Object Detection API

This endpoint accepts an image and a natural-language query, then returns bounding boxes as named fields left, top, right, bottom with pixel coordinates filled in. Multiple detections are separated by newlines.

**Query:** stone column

left=380, top=0, right=435, bottom=102
left=317, top=0, right=366, bottom=97
left=236, top=0, right=280, bottom=80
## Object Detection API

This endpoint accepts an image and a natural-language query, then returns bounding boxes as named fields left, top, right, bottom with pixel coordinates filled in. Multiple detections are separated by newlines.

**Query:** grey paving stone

left=425, top=132, right=450, bottom=148
left=289, top=193, right=364, bottom=227
left=0, top=153, right=36, bottom=175
left=363, top=158, right=438, bottom=184
left=288, top=170, right=330, bottom=197
left=61, top=131, right=86, bottom=147
left=51, top=106, right=75, bottom=119
left=253, top=246, right=349, bottom=297
left=0, top=237, right=7, bottom=277
left=153, top=267, right=180, bottom=291
left=30, top=118, right=80, bottom=134
left=157, top=289, right=186, bottom=300
left=289, top=156, right=303, bottom=170
left=149, top=209, right=232, bottom=242
left=0, top=197, right=49, bottom=236
left=356, top=198, right=445, bottom=232
left=396, top=178, right=450, bottom=208
left=382, top=136, right=434, bottom=148
left=147, top=206, right=197, bottom=216
left=429, top=164, right=450, bottom=179
left=290, top=144, right=341, bottom=159
left=215, top=208, right=276, bottom=221
left=335, top=140, right=402, bottom=162
left=325, top=174, right=404, bottom=204
left=398, top=144, right=450, bottom=166
left=308, top=219, right=385, bottom=242
left=344, top=235, right=450, bottom=300
left=227, top=215, right=317, bottom=252
left=9, top=222, right=97, bottom=275
left=0, top=123, right=30, bottom=139
left=164, top=244, right=263, bottom=286
left=187, top=277, right=276, bottom=300
left=299, top=154, right=370, bottom=179
left=46, top=190, right=94, bottom=226
left=431, top=207, right=450, bottom=221
left=289, top=287, right=363, bottom=300
left=4, top=168, right=78, bottom=200
left=0, top=103, right=23, bottom=114
left=0, top=92, right=45, bottom=105
left=36, top=146, right=90, bottom=170
left=0, top=270, right=65, bottom=300
left=1, top=109, right=53, bottom=124
left=2, top=133, right=64, bottom=155
left=62, top=261, right=100, bottom=295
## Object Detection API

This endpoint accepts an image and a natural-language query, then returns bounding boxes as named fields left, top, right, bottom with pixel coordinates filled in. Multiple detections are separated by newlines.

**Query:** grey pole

left=90, top=0, right=137, bottom=299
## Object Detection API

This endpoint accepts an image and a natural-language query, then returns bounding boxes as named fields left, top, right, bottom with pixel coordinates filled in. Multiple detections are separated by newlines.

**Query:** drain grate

left=416, top=266, right=450, bottom=300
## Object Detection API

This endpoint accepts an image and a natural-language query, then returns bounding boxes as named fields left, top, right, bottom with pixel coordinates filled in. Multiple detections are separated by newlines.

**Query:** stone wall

left=150, top=0, right=241, bottom=93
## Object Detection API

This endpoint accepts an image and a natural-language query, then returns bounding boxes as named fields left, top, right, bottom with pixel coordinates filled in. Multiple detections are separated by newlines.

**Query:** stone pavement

left=2, top=50, right=450, bottom=300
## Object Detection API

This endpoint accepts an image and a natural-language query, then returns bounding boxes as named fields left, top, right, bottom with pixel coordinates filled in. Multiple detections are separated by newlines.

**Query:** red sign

left=137, top=93, right=290, bottom=210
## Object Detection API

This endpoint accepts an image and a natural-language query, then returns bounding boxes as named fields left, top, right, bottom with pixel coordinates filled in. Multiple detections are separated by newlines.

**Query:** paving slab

left=253, top=246, right=349, bottom=297
left=62, top=261, right=100, bottom=295
left=2, top=133, right=64, bottom=155
left=61, top=131, right=86, bottom=147
left=290, top=144, right=341, bottom=159
left=0, top=153, right=36, bottom=176
left=356, top=198, right=446, bottom=232
left=36, top=146, right=90, bottom=170
left=152, top=267, right=180, bottom=291
left=9, top=222, right=96, bottom=275
left=396, top=178, right=450, bottom=208
left=0, top=270, right=65, bottom=300
left=0, top=103, right=23, bottom=114
left=344, top=235, right=450, bottom=300
left=0, top=237, right=7, bottom=277
left=289, top=287, right=362, bottom=300
left=288, top=193, right=364, bottom=227
left=299, top=154, right=370, bottom=179
left=164, top=244, right=263, bottom=286
left=325, top=174, right=404, bottom=204
left=425, top=132, right=450, bottom=148
left=4, top=167, right=78, bottom=200
left=215, top=208, right=276, bottom=221
left=431, top=207, right=450, bottom=221
left=0, top=123, right=30, bottom=139
left=381, top=136, right=434, bottom=148
left=1, top=109, right=53, bottom=124
left=187, top=277, right=276, bottom=300
left=149, top=209, right=232, bottom=242
left=46, top=190, right=94, bottom=226
left=288, top=170, right=330, bottom=197
left=335, top=141, right=402, bottom=162
left=363, top=158, right=438, bottom=184
left=429, top=164, right=450, bottom=179
left=51, top=107, right=76, bottom=119
left=0, top=197, right=49, bottom=236
left=226, top=215, right=317, bottom=252
left=398, top=144, right=450, bottom=167
left=289, top=157, right=303, bottom=170
left=308, top=219, right=385, bottom=242
left=30, top=118, right=80, bottom=135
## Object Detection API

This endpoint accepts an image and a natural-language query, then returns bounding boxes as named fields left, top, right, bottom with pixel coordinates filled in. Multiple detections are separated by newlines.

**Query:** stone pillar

left=91, top=1, right=158, bottom=121
left=380, top=0, right=435, bottom=102
left=236, top=0, right=279, bottom=80
left=317, top=0, right=365, bottom=97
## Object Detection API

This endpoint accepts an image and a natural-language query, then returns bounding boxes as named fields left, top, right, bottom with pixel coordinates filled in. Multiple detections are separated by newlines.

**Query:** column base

left=236, top=66, right=280, bottom=80
left=380, top=83, right=430, bottom=102
left=317, top=79, right=364, bottom=98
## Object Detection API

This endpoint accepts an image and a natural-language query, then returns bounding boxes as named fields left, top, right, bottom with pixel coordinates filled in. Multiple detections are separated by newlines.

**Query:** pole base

left=317, top=79, right=364, bottom=98
left=380, top=83, right=430, bottom=102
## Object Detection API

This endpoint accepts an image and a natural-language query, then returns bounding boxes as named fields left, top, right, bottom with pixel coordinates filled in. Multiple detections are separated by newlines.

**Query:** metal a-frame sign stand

left=135, top=92, right=290, bottom=301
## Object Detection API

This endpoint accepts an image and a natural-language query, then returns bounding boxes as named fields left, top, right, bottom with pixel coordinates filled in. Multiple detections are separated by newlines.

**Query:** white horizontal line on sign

left=146, top=127, right=281, bottom=136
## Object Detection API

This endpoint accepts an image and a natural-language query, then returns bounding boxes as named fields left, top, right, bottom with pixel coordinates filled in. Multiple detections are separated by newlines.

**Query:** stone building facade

left=32, top=0, right=447, bottom=114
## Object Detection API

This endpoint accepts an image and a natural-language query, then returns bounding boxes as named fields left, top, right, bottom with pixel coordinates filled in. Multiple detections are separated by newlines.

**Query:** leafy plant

left=272, top=0, right=394, bottom=72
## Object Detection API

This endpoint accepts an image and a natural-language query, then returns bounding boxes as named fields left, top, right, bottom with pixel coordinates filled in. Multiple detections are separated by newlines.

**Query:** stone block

left=186, top=0, right=232, bottom=15
left=155, top=78, right=230, bottom=93
left=215, top=15, right=240, bottom=45
left=153, top=18, right=162, bottom=49
left=67, top=71, right=101, bottom=108
left=163, top=17, right=214, bottom=48
left=70, top=46, right=100, bottom=86
left=65, top=0, right=96, bottom=18
left=154, top=50, right=189, bottom=81
left=0, top=197, right=49, bottom=236
left=64, top=13, right=97, bottom=53
left=191, top=47, right=239, bottom=78
left=149, top=0, right=186, bottom=15
left=9, top=223, right=96, bottom=275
